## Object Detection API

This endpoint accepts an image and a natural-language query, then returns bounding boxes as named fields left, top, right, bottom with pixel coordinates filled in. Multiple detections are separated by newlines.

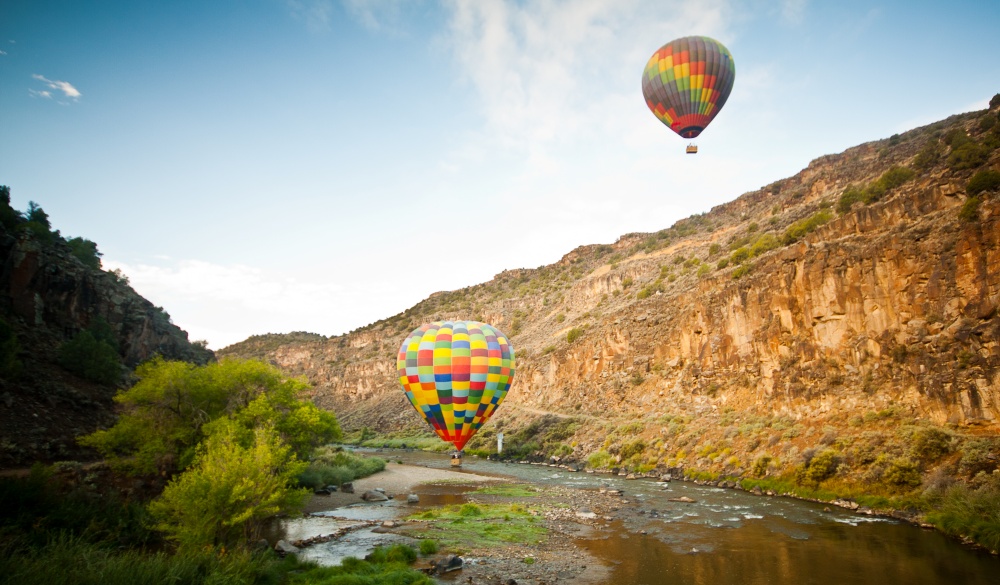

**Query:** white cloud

left=28, top=89, right=52, bottom=99
left=342, top=0, right=409, bottom=32
left=102, top=258, right=399, bottom=349
left=0, top=50, right=6, bottom=56
left=286, top=0, right=334, bottom=32
left=781, top=0, right=807, bottom=25
left=31, top=74, right=81, bottom=100
left=442, top=0, right=732, bottom=153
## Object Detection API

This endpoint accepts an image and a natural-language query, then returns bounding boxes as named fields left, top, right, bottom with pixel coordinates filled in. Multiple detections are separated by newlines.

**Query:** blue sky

left=1, top=0, right=998, bottom=349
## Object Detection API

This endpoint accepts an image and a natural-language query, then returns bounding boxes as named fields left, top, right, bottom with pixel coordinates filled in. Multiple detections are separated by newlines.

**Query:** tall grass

left=298, top=447, right=386, bottom=488
left=925, top=478, right=1000, bottom=553
left=0, top=534, right=293, bottom=585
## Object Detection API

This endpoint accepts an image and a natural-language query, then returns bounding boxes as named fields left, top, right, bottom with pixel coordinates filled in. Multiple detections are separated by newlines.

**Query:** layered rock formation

left=222, top=107, right=1000, bottom=483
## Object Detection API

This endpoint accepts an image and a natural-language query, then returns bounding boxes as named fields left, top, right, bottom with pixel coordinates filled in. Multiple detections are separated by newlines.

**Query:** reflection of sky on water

left=288, top=449, right=999, bottom=582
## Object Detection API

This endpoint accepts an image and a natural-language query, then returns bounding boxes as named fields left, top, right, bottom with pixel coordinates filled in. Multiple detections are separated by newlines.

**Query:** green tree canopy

left=79, top=358, right=341, bottom=475
left=148, top=421, right=309, bottom=551
left=66, top=236, right=102, bottom=270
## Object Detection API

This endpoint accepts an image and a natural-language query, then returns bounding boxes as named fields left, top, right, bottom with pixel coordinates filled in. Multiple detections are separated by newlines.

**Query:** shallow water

left=274, top=449, right=999, bottom=583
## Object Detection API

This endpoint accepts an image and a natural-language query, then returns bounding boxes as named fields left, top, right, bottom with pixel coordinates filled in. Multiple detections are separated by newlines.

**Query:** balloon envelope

left=641, top=36, right=735, bottom=139
left=397, top=320, right=515, bottom=451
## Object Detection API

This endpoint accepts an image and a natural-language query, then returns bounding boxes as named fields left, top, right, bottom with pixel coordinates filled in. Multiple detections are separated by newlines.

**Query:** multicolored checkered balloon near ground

left=397, top=321, right=515, bottom=451
left=641, top=36, right=735, bottom=139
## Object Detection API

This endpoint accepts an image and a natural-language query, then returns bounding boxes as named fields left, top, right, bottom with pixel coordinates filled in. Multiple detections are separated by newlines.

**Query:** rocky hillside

left=220, top=103, right=1000, bottom=490
left=0, top=203, right=213, bottom=468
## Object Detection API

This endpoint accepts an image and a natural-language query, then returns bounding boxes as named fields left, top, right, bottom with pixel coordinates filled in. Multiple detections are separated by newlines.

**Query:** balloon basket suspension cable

left=686, top=143, right=698, bottom=154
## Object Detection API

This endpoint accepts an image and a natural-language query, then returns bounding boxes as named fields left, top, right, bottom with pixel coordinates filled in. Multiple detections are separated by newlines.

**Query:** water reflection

left=363, top=449, right=999, bottom=584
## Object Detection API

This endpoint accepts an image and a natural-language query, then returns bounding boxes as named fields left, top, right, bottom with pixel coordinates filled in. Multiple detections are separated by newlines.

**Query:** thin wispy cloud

left=102, top=258, right=363, bottom=349
left=781, top=0, right=807, bottom=25
left=0, top=50, right=7, bottom=56
left=31, top=74, right=81, bottom=100
left=343, top=0, right=409, bottom=32
left=286, top=0, right=334, bottom=32
left=443, top=0, right=732, bottom=153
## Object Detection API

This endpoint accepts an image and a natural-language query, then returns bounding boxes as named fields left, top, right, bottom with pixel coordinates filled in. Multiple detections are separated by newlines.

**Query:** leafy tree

left=59, top=330, right=121, bottom=385
left=66, top=237, right=102, bottom=269
left=0, top=185, right=21, bottom=230
left=148, top=421, right=309, bottom=551
left=79, top=358, right=341, bottom=475
left=22, top=201, right=59, bottom=243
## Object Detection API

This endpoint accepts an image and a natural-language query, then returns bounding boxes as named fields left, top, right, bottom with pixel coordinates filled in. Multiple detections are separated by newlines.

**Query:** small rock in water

left=433, top=555, right=464, bottom=574
left=575, top=509, right=598, bottom=520
left=275, top=540, right=300, bottom=555
left=669, top=496, right=696, bottom=503
left=382, top=520, right=396, bottom=528
left=407, top=493, right=420, bottom=504
left=374, top=488, right=386, bottom=494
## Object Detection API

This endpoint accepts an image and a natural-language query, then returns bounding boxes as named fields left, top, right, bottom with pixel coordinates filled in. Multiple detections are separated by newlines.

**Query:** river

left=280, top=449, right=999, bottom=584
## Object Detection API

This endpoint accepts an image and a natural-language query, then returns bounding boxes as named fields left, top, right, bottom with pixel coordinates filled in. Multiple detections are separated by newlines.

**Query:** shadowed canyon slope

left=222, top=107, right=1000, bottom=481
left=0, top=222, right=213, bottom=467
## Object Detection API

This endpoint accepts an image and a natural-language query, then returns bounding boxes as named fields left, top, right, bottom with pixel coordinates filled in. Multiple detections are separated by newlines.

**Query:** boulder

left=407, top=493, right=420, bottom=504
left=362, top=490, right=389, bottom=502
left=341, top=482, right=354, bottom=494
left=668, top=496, right=696, bottom=503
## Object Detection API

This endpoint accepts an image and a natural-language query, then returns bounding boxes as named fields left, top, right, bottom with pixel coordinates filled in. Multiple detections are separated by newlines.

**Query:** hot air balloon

left=397, top=320, right=515, bottom=452
left=641, top=36, right=735, bottom=153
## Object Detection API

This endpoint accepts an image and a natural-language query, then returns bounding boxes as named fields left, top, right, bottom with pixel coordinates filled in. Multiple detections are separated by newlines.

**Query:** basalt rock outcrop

left=0, top=221, right=213, bottom=467
left=221, top=107, right=1000, bottom=483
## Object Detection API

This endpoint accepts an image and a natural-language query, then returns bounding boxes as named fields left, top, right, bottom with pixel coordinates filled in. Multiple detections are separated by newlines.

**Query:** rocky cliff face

left=0, top=223, right=213, bottom=467
left=220, top=107, right=1000, bottom=486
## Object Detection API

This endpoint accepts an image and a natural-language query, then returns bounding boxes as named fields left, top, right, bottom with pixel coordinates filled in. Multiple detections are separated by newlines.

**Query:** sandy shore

left=302, top=460, right=497, bottom=513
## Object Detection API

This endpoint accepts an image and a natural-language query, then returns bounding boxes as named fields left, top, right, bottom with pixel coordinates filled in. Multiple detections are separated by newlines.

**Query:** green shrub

left=837, top=185, right=866, bottom=214
left=866, top=166, right=917, bottom=202
left=566, top=327, right=583, bottom=344
left=749, top=233, right=779, bottom=257
left=910, top=427, right=952, bottom=462
left=459, top=503, right=483, bottom=517
left=800, top=450, right=839, bottom=485
left=752, top=455, right=772, bottom=477
left=959, top=197, right=981, bottom=222
left=782, top=210, right=833, bottom=244
left=729, top=247, right=750, bottom=265
left=732, top=264, right=753, bottom=279
left=949, top=142, right=989, bottom=170
left=708, top=243, right=721, bottom=256
left=967, top=169, right=1000, bottom=196
left=716, top=258, right=729, bottom=269
left=696, top=264, right=711, bottom=278
left=58, top=330, right=121, bottom=385
left=587, top=450, right=612, bottom=469
left=883, top=457, right=922, bottom=488
left=959, top=439, right=999, bottom=477
left=913, top=139, right=943, bottom=170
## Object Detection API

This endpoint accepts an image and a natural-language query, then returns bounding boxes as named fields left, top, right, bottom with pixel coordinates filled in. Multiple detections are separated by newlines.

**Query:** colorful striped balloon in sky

left=397, top=320, right=515, bottom=451
left=641, top=36, right=736, bottom=141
